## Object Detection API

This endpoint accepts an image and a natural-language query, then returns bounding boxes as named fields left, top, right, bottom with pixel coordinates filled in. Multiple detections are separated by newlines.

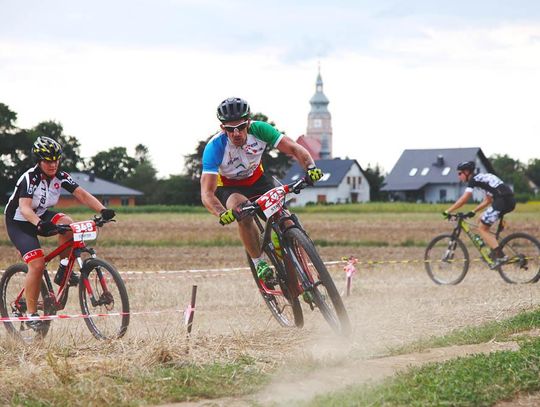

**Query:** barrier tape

left=1, top=256, right=536, bottom=278
left=0, top=308, right=191, bottom=324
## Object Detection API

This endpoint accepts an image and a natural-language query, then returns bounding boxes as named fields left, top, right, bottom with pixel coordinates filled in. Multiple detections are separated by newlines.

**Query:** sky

left=2, top=0, right=540, bottom=177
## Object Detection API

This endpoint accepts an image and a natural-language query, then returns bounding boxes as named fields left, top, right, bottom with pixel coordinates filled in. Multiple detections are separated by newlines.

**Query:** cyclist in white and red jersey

left=4, top=136, right=116, bottom=329
left=444, top=160, right=516, bottom=268
left=201, top=97, right=323, bottom=282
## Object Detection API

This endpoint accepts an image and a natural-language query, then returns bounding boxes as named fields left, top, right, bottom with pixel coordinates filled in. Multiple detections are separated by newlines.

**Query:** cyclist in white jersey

left=201, top=97, right=323, bottom=282
left=444, top=161, right=516, bottom=267
left=4, top=136, right=116, bottom=329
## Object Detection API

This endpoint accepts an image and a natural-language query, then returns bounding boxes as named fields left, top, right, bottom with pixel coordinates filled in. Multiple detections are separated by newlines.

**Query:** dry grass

left=1, top=212, right=540, bottom=404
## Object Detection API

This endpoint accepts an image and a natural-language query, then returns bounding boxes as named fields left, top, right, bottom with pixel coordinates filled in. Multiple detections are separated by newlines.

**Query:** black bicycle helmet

left=216, top=97, right=250, bottom=122
left=456, top=161, right=475, bottom=172
left=32, top=136, right=62, bottom=161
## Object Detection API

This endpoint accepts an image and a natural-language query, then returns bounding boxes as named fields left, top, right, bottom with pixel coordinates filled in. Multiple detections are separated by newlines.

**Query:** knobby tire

left=284, top=228, right=351, bottom=336
left=425, top=234, right=470, bottom=285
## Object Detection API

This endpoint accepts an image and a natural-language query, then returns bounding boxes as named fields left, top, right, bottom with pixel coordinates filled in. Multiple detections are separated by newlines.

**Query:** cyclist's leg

left=5, top=217, right=45, bottom=314
left=226, top=192, right=262, bottom=258
left=478, top=207, right=499, bottom=249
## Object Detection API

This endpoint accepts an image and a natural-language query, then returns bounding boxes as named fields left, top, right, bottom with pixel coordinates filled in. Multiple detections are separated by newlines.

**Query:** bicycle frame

left=450, top=214, right=505, bottom=265
left=240, top=179, right=310, bottom=298
left=13, top=219, right=111, bottom=313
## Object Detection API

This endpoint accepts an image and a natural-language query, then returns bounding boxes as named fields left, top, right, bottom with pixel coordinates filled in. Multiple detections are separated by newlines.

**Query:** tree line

left=0, top=104, right=295, bottom=205
left=2, top=101, right=536, bottom=205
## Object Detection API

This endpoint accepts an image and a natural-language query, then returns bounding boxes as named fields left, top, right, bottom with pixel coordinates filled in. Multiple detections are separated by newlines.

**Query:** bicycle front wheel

left=424, top=234, right=470, bottom=285
left=0, top=263, right=54, bottom=343
left=247, top=250, right=303, bottom=328
left=284, top=228, right=351, bottom=336
left=497, top=233, right=540, bottom=284
left=79, top=258, right=130, bottom=339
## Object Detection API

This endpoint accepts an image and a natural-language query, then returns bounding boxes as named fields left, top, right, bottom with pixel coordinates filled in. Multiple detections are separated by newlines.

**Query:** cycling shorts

left=215, top=173, right=276, bottom=207
left=480, top=195, right=516, bottom=226
left=5, top=211, right=65, bottom=263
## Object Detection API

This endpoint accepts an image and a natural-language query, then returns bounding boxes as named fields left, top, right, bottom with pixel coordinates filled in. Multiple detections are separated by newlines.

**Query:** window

left=439, top=189, right=447, bottom=201
left=421, top=167, right=430, bottom=176
left=442, top=167, right=451, bottom=176
left=320, top=173, right=330, bottom=181
left=313, top=119, right=322, bottom=128
left=291, top=174, right=300, bottom=181
left=121, top=197, right=130, bottom=206
left=101, top=197, right=110, bottom=206
left=409, top=168, right=418, bottom=176
left=357, top=177, right=362, bottom=184
left=347, top=176, right=350, bottom=184
left=317, top=194, right=327, bottom=203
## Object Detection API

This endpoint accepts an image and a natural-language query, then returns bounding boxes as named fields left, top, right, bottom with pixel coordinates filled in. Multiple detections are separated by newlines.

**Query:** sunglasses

left=223, top=120, right=249, bottom=133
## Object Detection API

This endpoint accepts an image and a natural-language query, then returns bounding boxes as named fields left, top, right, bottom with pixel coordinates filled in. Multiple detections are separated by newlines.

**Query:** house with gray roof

left=58, top=172, right=143, bottom=207
left=381, top=147, right=494, bottom=203
left=281, top=158, right=370, bottom=206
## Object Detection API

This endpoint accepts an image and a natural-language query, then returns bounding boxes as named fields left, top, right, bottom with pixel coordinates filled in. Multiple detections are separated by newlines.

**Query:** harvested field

left=1, top=212, right=539, bottom=405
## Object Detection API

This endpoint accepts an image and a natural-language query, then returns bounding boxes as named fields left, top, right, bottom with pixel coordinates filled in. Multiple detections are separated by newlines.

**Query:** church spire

left=306, top=66, right=332, bottom=158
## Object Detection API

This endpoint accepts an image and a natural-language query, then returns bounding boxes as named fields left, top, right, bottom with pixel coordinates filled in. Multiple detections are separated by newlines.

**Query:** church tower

left=306, top=68, right=332, bottom=159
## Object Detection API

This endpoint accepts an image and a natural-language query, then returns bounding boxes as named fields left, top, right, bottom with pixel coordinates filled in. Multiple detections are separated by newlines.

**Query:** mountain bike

left=0, top=216, right=129, bottom=343
left=425, top=212, right=540, bottom=285
left=237, top=177, right=351, bottom=336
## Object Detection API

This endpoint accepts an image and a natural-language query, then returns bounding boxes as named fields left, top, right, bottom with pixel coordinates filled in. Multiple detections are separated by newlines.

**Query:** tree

left=526, top=159, right=540, bottom=192
left=89, top=147, right=138, bottom=182
left=490, top=154, right=531, bottom=195
left=363, top=164, right=388, bottom=201
left=122, top=144, right=159, bottom=204
left=153, top=175, right=200, bottom=205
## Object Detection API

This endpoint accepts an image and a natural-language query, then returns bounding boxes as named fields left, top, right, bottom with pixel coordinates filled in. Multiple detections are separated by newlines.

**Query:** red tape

left=0, top=308, right=191, bottom=323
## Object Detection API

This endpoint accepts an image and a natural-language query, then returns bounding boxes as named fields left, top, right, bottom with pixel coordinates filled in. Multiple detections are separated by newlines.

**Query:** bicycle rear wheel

left=284, top=228, right=351, bottom=336
left=0, top=264, right=55, bottom=343
left=248, top=250, right=303, bottom=328
left=497, top=233, right=540, bottom=284
left=79, top=258, right=130, bottom=339
left=424, top=234, right=470, bottom=285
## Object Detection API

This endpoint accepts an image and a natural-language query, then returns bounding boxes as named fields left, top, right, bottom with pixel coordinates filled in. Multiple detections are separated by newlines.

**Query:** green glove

left=442, top=211, right=450, bottom=220
left=307, top=165, right=323, bottom=184
left=219, top=209, right=236, bottom=225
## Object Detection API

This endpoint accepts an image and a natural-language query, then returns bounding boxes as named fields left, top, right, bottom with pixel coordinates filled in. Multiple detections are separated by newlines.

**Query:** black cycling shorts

left=5, top=210, right=65, bottom=263
left=215, top=174, right=276, bottom=207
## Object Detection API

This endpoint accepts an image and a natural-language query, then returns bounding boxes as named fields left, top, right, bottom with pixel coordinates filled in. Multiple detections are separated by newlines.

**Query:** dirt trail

left=152, top=258, right=540, bottom=407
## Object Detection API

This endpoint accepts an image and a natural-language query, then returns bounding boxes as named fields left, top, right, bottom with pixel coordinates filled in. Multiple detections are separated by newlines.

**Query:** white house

left=281, top=158, right=370, bottom=206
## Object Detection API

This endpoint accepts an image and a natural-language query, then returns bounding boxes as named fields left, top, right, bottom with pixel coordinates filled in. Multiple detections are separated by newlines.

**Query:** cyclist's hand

left=100, top=208, right=116, bottom=221
left=306, top=165, right=323, bottom=185
left=465, top=211, right=475, bottom=218
left=36, top=220, right=59, bottom=236
left=219, top=209, right=236, bottom=225
left=442, top=211, right=451, bottom=220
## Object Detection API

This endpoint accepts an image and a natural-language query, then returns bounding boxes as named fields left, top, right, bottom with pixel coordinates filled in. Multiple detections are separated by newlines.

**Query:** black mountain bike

left=237, top=177, right=351, bottom=336
left=425, top=212, right=540, bottom=285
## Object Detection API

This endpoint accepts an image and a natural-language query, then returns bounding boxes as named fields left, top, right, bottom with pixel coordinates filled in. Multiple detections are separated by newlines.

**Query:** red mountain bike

left=238, top=177, right=351, bottom=336
left=0, top=216, right=129, bottom=343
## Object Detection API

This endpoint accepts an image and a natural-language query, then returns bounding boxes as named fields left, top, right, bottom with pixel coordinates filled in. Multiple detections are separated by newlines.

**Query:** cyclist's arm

left=446, top=191, right=473, bottom=213
left=275, top=136, right=315, bottom=169
left=18, top=198, right=41, bottom=226
left=201, top=173, right=226, bottom=216
left=72, top=187, right=106, bottom=212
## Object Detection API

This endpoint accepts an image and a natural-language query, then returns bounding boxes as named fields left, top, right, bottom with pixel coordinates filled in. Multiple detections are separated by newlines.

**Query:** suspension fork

left=79, top=249, right=109, bottom=307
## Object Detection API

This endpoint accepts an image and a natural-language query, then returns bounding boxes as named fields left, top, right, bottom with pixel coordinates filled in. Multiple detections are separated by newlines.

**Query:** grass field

left=1, top=205, right=540, bottom=405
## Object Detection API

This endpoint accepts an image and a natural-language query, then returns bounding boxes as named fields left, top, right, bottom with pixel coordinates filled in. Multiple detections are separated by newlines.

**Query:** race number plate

left=257, top=186, right=287, bottom=218
left=70, top=220, right=98, bottom=241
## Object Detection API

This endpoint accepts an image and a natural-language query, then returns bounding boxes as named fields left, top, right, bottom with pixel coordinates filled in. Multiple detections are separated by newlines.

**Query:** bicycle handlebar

left=235, top=177, right=310, bottom=220
left=445, top=212, right=475, bottom=221
left=55, top=216, right=115, bottom=234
